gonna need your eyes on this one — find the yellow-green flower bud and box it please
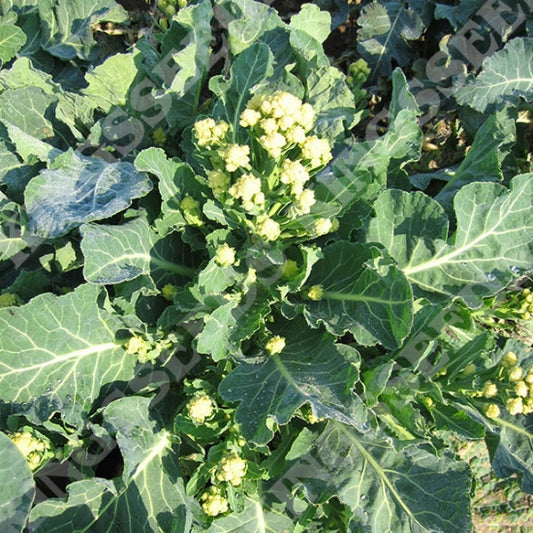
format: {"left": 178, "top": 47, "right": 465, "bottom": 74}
{"left": 180, "top": 195, "right": 202, "bottom": 226}
{"left": 9, "top": 430, "right": 51, "bottom": 471}
{"left": 463, "top": 363, "right": 476, "bottom": 375}
{"left": 259, "top": 132, "right": 286, "bottom": 158}
{"left": 201, "top": 487, "right": 228, "bottom": 516}
{"left": 0, "top": 292, "right": 21, "bottom": 308}
{"left": 281, "top": 259, "right": 299, "bottom": 280}
{"left": 501, "top": 351, "right": 518, "bottom": 368}
{"left": 300, "top": 135, "right": 332, "bottom": 168}
{"left": 506, "top": 397, "right": 523, "bottom": 415}
{"left": 239, "top": 108, "right": 261, "bottom": 128}
{"left": 256, "top": 218, "right": 281, "bottom": 241}
{"left": 523, "top": 397, "right": 533, "bottom": 415}
{"left": 216, "top": 451, "right": 247, "bottom": 486}
{"left": 514, "top": 381, "right": 529, "bottom": 398}
{"left": 152, "top": 126, "right": 167, "bottom": 146}
{"left": 186, "top": 394, "right": 215, "bottom": 424}
{"left": 307, "top": 284, "right": 324, "bottom": 301}
{"left": 313, "top": 218, "right": 334, "bottom": 237}
{"left": 207, "top": 170, "right": 230, "bottom": 196}
{"left": 161, "top": 283, "right": 178, "bottom": 301}
{"left": 223, "top": 144, "right": 250, "bottom": 172}
{"left": 508, "top": 366, "right": 524, "bottom": 382}
{"left": 265, "top": 335, "right": 286, "bottom": 355}
{"left": 126, "top": 336, "right": 149, "bottom": 356}
{"left": 215, "top": 243, "right": 236, "bottom": 268}
{"left": 482, "top": 382, "right": 498, "bottom": 398}
{"left": 485, "top": 403, "right": 500, "bottom": 419}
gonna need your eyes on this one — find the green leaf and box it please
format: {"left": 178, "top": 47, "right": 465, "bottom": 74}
{"left": 432, "top": 402, "right": 485, "bottom": 440}
{"left": 455, "top": 37, "right": 533, "bottom": 112}
{"left": 302, "top": 60, "right": 356, "bottom": 143}
{"left": 83, "top": 50, "right": 141, "bottom": 114}
{"left": 317, "top": 71, "right": 421, "bottom": 213}
{"left": 356, "top": 0, "right": 432, "bottom": 76}
{"left": 196, "top": 290, "right": 267, "bottom": 361}
{"left": 0, "top": 86, "right": 56, "bottom": 139}
{"left": 0, "top": 192, "right": 28, "bottom": 261}
{"left": 160, "top": 0, "right": 213, "bottom": 128}
{"left": 0, "top": 432, "right": 35, "bottom": 532}
{"left": 219, "top": 317, "right": 363, "bottom": 444}
{"left": 30, "top": 396, "right": 196, "bottom": 531}
{"left": 80, "top": 217, "right": 193, "bottom": 284}
{"left": 38, "top": 0, "right": 129, "bottom": 61}
{"left": 0, "top": 12, "right": 26, "bottom": 63}
{"left": 279, "top": 421, "right": 472, "bottom": 532}
{"left": 288, "top": 5, "right": 331, "bottom": 68}
{"left": 435, "top": 109, "right": 514, "bottom": 211}
{"left": 0, "top": 284, "right": 136, "bottom": 426}
{"left": 134, "top": 148, "right": 194, "bottom": 231}
{"left": 25, "top": 149, "right": 152, "bottom": 238}
{"left": 434, "top": 0, "right": 486, "bottom": 30}
{"left": 210, "top": 42, "right": 274, "bottom": 141}
{"left": 204, "top": 496, "right": 295, "bottom": 532}
{"left": 366, "top": 175, "right": 533, "bottom": 306}
{"left": 289, "top": 3, "right": 330, "bottom": 44}
{"left": 487, "top": 412, "right": 533, "bottom": 493}
{"left": 304, "top": 241, "right": 413, "bottom": 350}
{"left": 5, "top": 122, "right": 62, "bottom": 163}
{"left": 215, "top": 0, "right": 285, "bottom": 56}
{"left": 0, "top": 139, "right": 36, "bottom": 199}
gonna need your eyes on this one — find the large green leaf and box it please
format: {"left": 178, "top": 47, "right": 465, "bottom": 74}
{"left": 302, "top": 59, "right": 356, "bottom": 143}
{"left": 455, "top": 37, "right": 533, "bottom": 112}
{"left": 210, "top": 42, "right": 274, "bottom": 141}
{"left": 0, "top": 86, "right": 56, "bottom": 140}
{"left": 0, "top": 56, "right": 53, "bottom": 93}
{"left": 304, "top": 241, "right": 413, "bottom": 350}
{"left": 80, "top": 216, "right": 193, "bottom": 284}
{"left": 0, "top": 139, "right": 36, "bottom": 200}
{"left": 219, "top": 317, "right": 363, "bottom": 444}
{"left": 215, "top": 0, "right": 285, "bottom": 56}
{"left": 196, "top": 288, "right": 267, "bottom": 361}
{"left": 30, "top": 396, "right": 196, "bottom": 531}
{"left": 0, "top": 432, "right": 35, "bottom": 532}
{"left": 276, "top": 422, "right": 472, "bottom": 533}
{"left": 486, "top": 410, "right": 533, "bottom": 493}
{"left": 434, "top": 109, "right": 515, "bottom": 211}
{"left": 5, "top": 123, "right": 61, "bottom": 164}
{"left": 0, "top": 192, "right": 28, "bottom": 261}
{"left": 317, "top": 69, "right": 421, "bottom": 214}
{"left": 25, "top": 149, "right": 152, "bottom": 238}
{"left": 83, "top": 50, "right": 141, "bottom": 114}
{"left": 204, "top": 496, "right": 295, "bottom": 533}
{"left": 0, "top": 284, "right": 136, "bottom": 426}
{"left": 135, "top": 147, "right": 195, "bottom": 232}
{"left": 38, "top": 0, "right": 129, "bottom": 61}
{"left": 159, "top": 0, "right": 213, "bottom": 128}
{"left": 356, "top": 0, "right": 432, "bottom": 76}
{"left": 366, "top": 174, "right": 533, "bottom": 306}
{"left": 0, "top": 12, "right": 26, "bottom": 63}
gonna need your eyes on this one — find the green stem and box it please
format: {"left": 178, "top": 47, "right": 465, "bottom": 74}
{"left": 151, "top": 257, "right": 195, "bottom": 278}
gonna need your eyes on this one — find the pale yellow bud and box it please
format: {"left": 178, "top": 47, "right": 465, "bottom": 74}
{"left": 485, "top": 403, "right": 500, "bottom": 419}
{"left": 482, "top": 382, "right": 498, "bottom": 398}
{"left": 514, "top": 381, "right": 529, "bottom": 398}
{"left": 508, "top": 366, "right": 524, "bottom": 382}
{"left": 501, "top": 351, "right": 518, "bottom": 368}
{"left": 266, "top": 335, "right": 286, "bottom": 355}
{"left": 215, "top": 243, "right": 236, "bottom": 267}
{"left": 506, "top": 397, "right": 523, "bottom": 415}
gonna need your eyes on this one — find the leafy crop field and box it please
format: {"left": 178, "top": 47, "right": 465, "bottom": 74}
{"left": 1, "top": 0, "right": 532, "bottom": 531}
